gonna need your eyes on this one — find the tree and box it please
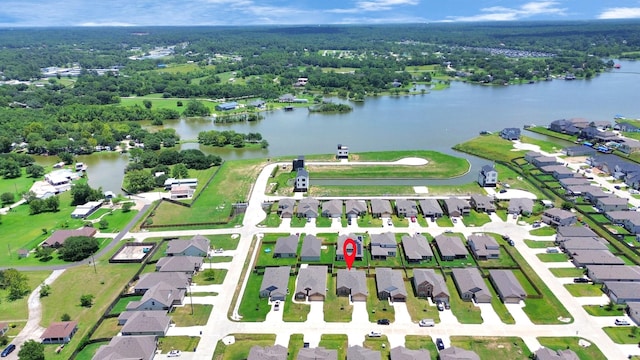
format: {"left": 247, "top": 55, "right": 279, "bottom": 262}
{"left": 143, "top": 99, "right": 152, "bottom": 109}
{"left": 35, "top": 247, "right": 54, "bottom": 262}
{"left": 58, "top": 236, "right": 99, "bottom": 262}
{"left": 26, "top": 164, "right": 45, "bottom": 178}
{"left": 44, "top": 196, "right": 59, "bottom": 212}
{"left": 203, "top": 269, "right": 216, "bottom": 281}
{"left": 561, "top": 201, "right": 573, "bottom": 211}
{"left": 39, "top": 284, "right": 51, "bottom": 298}
{"left": 58, "top": 152, "right": 74, "bottom": 165}
{"left": 98, "top": 218, "right": 109, "bottom": 230}
{"left": 29, "top": 199, "right": 45, "bottom": 215}
{"left": 122, "top": 202, "right": 133, "bottom": 213}
{"left": 0, "top": 192, "right": 14, "bottom": 205}
{"left": 172, "top": 163, "right": 189, "bottom": 178}
{"left": 61, "top": 313, "right": 71, "bottom": 321}
{"left": 0, "top": 268, "right": 30, "bottom": 300}
{"left": 124, "top": 170, "right": 155, "bottom": 193}
{"left": 183, "top": 100, "right": 210, "bottom": 117}
{"left": 70, "top": 183, "right": 102, "bottom": 206}
{"left": 80, "top": 294, "right": 94, "bottom": 307}
{"left": 18, "top": 340, "right": 44, "bottom": 360}
{"left": 2, "top": 160, "right": 21, "bottom": 179}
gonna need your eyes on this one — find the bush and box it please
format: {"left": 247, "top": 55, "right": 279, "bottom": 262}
{"left": 80, "top": 294, "right": 94, "bottom": 307}
{"left": 61, "top": 313, "right": 71, "bottom": 321}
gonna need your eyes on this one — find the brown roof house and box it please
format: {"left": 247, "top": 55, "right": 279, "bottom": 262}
{"left": 488, "top": 270, "right": 526, "bottom": 303}
{"left": 156, "top": 256, "right": 203, "bottom": 274}
{"left": 418, "top": 199, "right": 443, "bottom": 218}
{"left": 434, "top": 234, "right": 469, "bottom": 261}
{"left": 413, "top": 269, "right": 449, "bottom": 304}
{"left": 300, "top": 234, "right": 321, "bottom": 262}
{"left": 345, "top": 199, "right": 367, "bottom": 219}
{"left": 401, "top": 234, "right": 433, "bottom": 263}
{"left": 370, "top": 232, "right": 397, "bottom": 260}
{"left": 298, "top": 347, "right": 338, "bottom": 360}
{"left": 467, "top": 234, "right": 500, "bottom": 260}
{"left": 390, "top": 346, "right": 430, "bottom": 360}
{"left": 121, "top": 311, "right": 171, "bottom": 336}
{"left": 295, "top": 265, "right": 328, "bottom": 301}
{"left": 442, "top": 198, "right": 470, "bottom": 217}
{"left": 259, "top": 266, "right": 291, "bottom": 301}
{"left": 370, "top": 199, "right": 393, "bottom": 218}
{"left": 470, "top": 194, "right": 496, "bottom": 213}
{"left": 278, "top": 198, "right": 296, "bottom": 218}
{"left": 376, "top": 268, "right": 406, "bottom": 302}
{"left": 40, "top": 321, "right": 78, "bottom": 344}
{"left": 41, "top": 227, "right": 97, "bottom": 248}
{"left": 273, "top": 235, "right": 299, "bottom": 258}
{"left": 166, "top": 235, "right": 210, "bottom": 257}
{"left": 248, "top": 345, "right": 288, "bottom": 360}
{"left": 322, "top": 199, "right": 343, "bottom": 218}
{"left": 395, "top": 199, "right": 418, "bottom": 217}
{"left": 452, "top": 268, "right": 492, "bottom": 303}
{"left": 337, "top": 234, "right": 363, "bottom": 261}
{"left": 93, "top": 335, "right": 157, "bottom": 360}
{"left": 534, "top": 347, "right": 579, "bottom": 360}
{"left": 126, "top": 282, "right": 185, "bottom": 311}
{"left": 336, "top": 269, "right": 368, "bottom": 302}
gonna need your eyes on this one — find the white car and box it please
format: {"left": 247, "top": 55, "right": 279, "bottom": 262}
{"left": 419, "top": 319, "right": 435, "bottom": 327}
{"left": 615, "top": 319, "right": 630, "bottom": 326}
{"left": 168, "top": 350, "right": 181, "bottom": 357}
{"left": 368, "top": 331, "right": 382, "bottom": 338}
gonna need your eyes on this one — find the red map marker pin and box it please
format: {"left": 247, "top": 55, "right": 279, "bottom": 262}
{"left": 343, "top": 238, "right": 357, "bottom": 270}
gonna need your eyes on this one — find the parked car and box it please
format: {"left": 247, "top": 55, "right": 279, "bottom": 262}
{"left": 168, "top": 350, "right": 181, "bottom": 357}
{"left": 445, "top": 230, "right": 453, "bottom": 233}
{"left": 214, "top": 248, "right": 224, "bottom": 254}
{"left": 377, "top": 319, "right": 390, "bottom": 325}
{"left": 546, "top": 247, "right": 559, "bottom": 253}
{"left": 436, "top": 301, "right": 445, "bottom": 311}
{"left": 419, "top": 319, "right": 435, "bottom": 327}
{"left": 614, "top": 185, "right": 622, "bottom": 190}
{"left": 411, "top": 216, "right": 416, "bottom": 223}
{"left": 507, "top": 239, "right": 515, "bottom": 246}
{"left": 499, "top": 189, "right": 507, "bottom": 194}
{"left": 444, "top": 302, "right": 450, "bottom": 310}
{"left": 347, "top": 218, "right": 352, "bottom": 225}
{"left": 1, "top": 344, "right": 16, "bottom": 358}
{"left": 573, "top": 277, "right": 589, "bottom": 283}
{"left": 274, "top": 300, "right": 280, "bottom": 311}
{"left": 387, "top": 219, "right": 393, "bottom": 226}
{"left": 436, "top": 338, "right": 445, "bottom": 351}
{"left": 532, "top": 222, "right": 541, "bottom": 228}
{"left": 368, "top": 331, "right": 382, "bottom": 337}
{"left": 452, "top": 218, "right": 457, "bottom": 223}
{"left": 615, "top": 319, "right": 630, "bottom": 326}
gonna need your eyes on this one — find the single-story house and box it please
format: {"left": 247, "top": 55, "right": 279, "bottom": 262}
{"left": 93, "top": 335, "right": 157, "bottom": 360}
{"left": 134, "top": 272, "right": 189, "bottom": 294}
{"left": 413, "top": 269, "right": 449, "bottom": 304}
{"left": 345, "top": 199, "right": 367, "bottom": 218}
{"left": 451, "top": 268, "right": 492, "bottom": 303}
{"left": 442, "top": 198, "right": 471, "bottom": 217}
{"left": 248, "top": 345, "right": 288, "bottom": 360}
{"left": 126, "top": 282, "right": 185, "bottom": 311}
{"left": 534, "top": 348, "right": 580, "bottom": 360}
{"left": 418, "top": 199, "right": 443, "bottom": 218}
{"left": 117, "top": 310, "right": 168, "bottom": 325}
{"left": 434, "top": 234, "right": 469, "bottom": 261}
{"left": 508, "top": 198, "right": 534, "bottom": 215}
{"left": 401, "top": 234, "right": 433, "bottom": 262}
{"left": 478, "top": 164, "right": 498, "bottom": 187}
{"left": 273, "top": 235, "right": 299, "bottom": 258}
{"left": 296, "top": 197, "right": 319, "bottom": 218}
{"left": 470, "top": 194, "right": 496, "bottom": 213}
{"left": 163, "top": 178, "right": 197, "bottom": 190}
{"left": 467, "top": 234, "right": 500, "bottom": 260}
{"left": 295, "top": 265, "right": 328, "bottom": 301}
{"left": 298, "top": 347, "right": 338, "bottom": 360}
{"left": 300, "top": 234, "right": 321, "bottom": 262}
{"left": 40, "top": 321, "right": 78, "bottom": 344}
{"left": 583, "top": 187, "right": 611, "bottom": 203}
{"left": 70, "top": 200, "right": 104, "bottom": 219}
{"left": 541, "top": 208, "right": 577, "bottom": 227}
{"left": 337, "top": 234, "right": 363, "bottom": 260}
{"left": 559, "top": 177, "right": 591, "bottom": 189}
{"left": 370, "top": 232, "right": 397, "bottom": 260}
{"left": 166, "top": 235, "right": 210, "bottom": 257}
{"left": 376, "top": 267, "right": 407, "bottom": 302}
{"left": 587, "top": 265, "right": 640, "bottom": 283}
{"left": 121, "top": 311, "right": 171, "bottom": 336}
{"left": 41, "top": 227, "right": 97, "bottom": 248}
{"left": 395, "top": 199, "right": 418, "bottom": 217}
{"left": 560, "top": 237, "right": 608, "bottom": 252}
{"left": 488, "top": 270, "right": 526, "bottom": 303}
{"left": 618, "top": 138, "right": 640, "bottom": 154}
{"left": 156, "top": 256, "right": 203, "bottom": 274}
{"left": 259, "top": 266, "right": 291, "bottom": 301}
{"left": 439, "top": 346, "right": 480, "bottom": 360}
{"left": 595, "top": 196, "right": 628, "bottom": 212}
{"left": 532, "top": 156, "right": 558, "bottom": 168}
{"left": 170, "top": 185, "right": 194, "bottom": 200}
{"left": 627, "top": 302, "right": 640, "bottom": 326}
{"left": 564, "top": 146, "right": 596, "bottom": 157}
{"left": 321, "top": 199, "right": 343, "bottom": 218}
{"left": 390, "top": 346, "right": 430, "bottom": 360}
{"left": 524, "top": 151, "right": 544, "bottom": 163}
{"left": 277, "top": 198, "right": 296, "bottom": 218}
{"left": 603, "top": 281, "right": 640, "bottom": 304}
{"left": 215, "top": 101, "right": 238, "bottom": 111}
{"left": 570, "top": 249, "right": 625, "bottom": 267}
{"left": 348, "top": 346, "right": 381, "bottom": 360}
{"left": 336, "top": 269, "right": 368, "bottom": 301}
{"left": 370, "top": 199, "right": 393, "bottom": 218}
{"left": 556, "top": 226, "right": 597, "bottom": 242}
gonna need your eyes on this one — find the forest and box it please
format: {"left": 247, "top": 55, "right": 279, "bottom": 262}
{"left": 0, "top": 21, "right": 639, "bottom": 159}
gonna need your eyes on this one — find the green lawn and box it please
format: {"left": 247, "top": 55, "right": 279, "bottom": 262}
{"left": 318, "top": 334, "right": 348, "bottom": 360}
{"left": 287, "top": 334, "right": 305, "bottom": 360}
{"left": 108, "top": 295, "right": 142, "bottom": 315}
{"left": 521, "top": 135, "right": 565, "bottom": 154}
{"left": 451, "top": 336, "right": 532, "bottom": 359}
{"left": 0, "top": 167, "right": 38, "bottom": 200}
{"left": 283, "top": 276, "right": 310, "bottom": 322}
{"left": 0, "top": 271, "right": 51, "bottom": 321}
{"left": 403, "top": 280, "right": 440, "bottom": 323}
{"left": 366, "top": 277, "right": 395, "bottom": 322}
{"left": 436, "top": 216, "right": 454, "bottom": 227}
{"left": 529, "top": 227, "right": 557, "bottom": 236}
{"left": 363, "top": 335, "right": 391, "bottom": 359}
{"left": 603, "top": 326, "right": 640, "bottom": 344}
{"left": 537, "top": 337, "right": 606, "bottom": 360}
{"left": 192, "top": 269, "right": 228, "bottom": 285}
{"left": 405, "top": 335, "right": 438, "bottom": 359}
{"left": 563, "top": 284, "right": 604, "bottom": 297}
{"left": 74, "top": 341, "right": 108, "bottom": 360}
{"left": 324, "top": 275, "right": 353, "bottom": 322}
{"left": 237, "top": 272, "right": 271, "bottom": 322}
{"left": 208, "top": 234, "right": 240, "bottom": 250}
{"left": 91, "top": 317, "right": 120, "bottom": 339}
{"left": 171, "top": 304, "right": 213, "bottom": 326}
{"left": 476, "top": 247, "right": 518, "bottom": 268}
{"left": 549, "top": 267, "right": 585, "bottom": 278}
{"left": 444, "top": 271, "right": 482, "bottom": 324}
{"left": 453, "top": 134, "right": 526, "bottom": 162}
{"left": 89, "top": 209, "right": 139, "bottom": 233}
{"left": 583, "top": 304, "right": 626, "bottom": 316}
{"left": 212, "top": 334, "right": 276, "bottom": 360}
{"left": 210, "top": 256, "right": 233, "bottom": 263}
{"left": 536, "top": 253, "right": 569, "bottom": 262}
{"left": 524, "top": 239, "right": 556, "bottom": 248}
{"left": 461, "top": 210, "right": 491, "bottom": 227}
{"left": 258, "top": 213, "right": 282, "bottom": 227}
{"left": 158, "top": 336, "right": 201, "bottom": 353}
{"left": 316, "top": 216, "right": 333, "bottom": 227}
{"left": 256, "top": 243, "right": 299, "bottom": 267}
{"left": 485, "top": 279, "right": 515, "bottom": 324}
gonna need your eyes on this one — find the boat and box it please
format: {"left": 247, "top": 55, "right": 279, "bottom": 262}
{"left": 284, "top": 106, "right": 294, "bottom": 111}
{"left": 614, "top": 64, "right": 621, "bottom": 69}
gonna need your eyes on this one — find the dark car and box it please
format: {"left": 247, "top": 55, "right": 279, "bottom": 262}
{"left": 573, "top": 277, "right": 589, "bottom": 283}
{"left": 377, "top": 319, "right": 390, "bottom": 325}
{"left": 436, "top": 338, "right": 445, "bottom": 351}
{"left": 1, "top": 344, "right": 16, "bottom": 358}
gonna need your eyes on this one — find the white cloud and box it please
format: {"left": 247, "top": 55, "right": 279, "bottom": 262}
{"left": 598, "top": 7, "right": 640, "bottom": 19}
{"left": 446, "top": 1, "right": 566, "bottom": 22}
{"left": 328, "top": 0, "right": 418, "bottom": 14}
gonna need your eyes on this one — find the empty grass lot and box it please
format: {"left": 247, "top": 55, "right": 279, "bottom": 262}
{"left": 324, "top": 275, "right": 353, "bottom": 322}
{"left": 212, "top": 334, "right": 276, "bottom": 360}
{"left": 208, "top": 234, "right": 240, "bottom": 250}
{"left": 536, "top": 253, "right": 569, "bottom": 262}
{"left": 172, "top": 304, "right": 213, "bottom": 326}
{"left": 583, "top": 304, "right": 625, "bottom": 316}
{"left": 537, "top": 337, "right": 606, "bottom": 360}
{"left": 453, "top": 134, "right": 527, "bottom": 162}
{"left": 158, "top": 336, "right": 201, "bottom": 353}
{"left": 450, "top": 336, "right": 532, "bottom": 359}
{"left": 0, "top": 271, "right": 51, "bottom": 321}
{"left": 405, "top": 335, "right": 438, "bottom": 359}
{"left": 319, "top": 334, "right": 348, "bottom": 360}
{"left": 563, "top": 284, "right": 604, "bottom": 297}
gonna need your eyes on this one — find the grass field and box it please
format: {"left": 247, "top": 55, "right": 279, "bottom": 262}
{"left": 563, "top": 284, "right": 604, "bottom": 297}
{"left": 520, "top": 135, "right": 565, "bottom": 154}
{"left": 74, "top": 341, "right": 108, "bottom": 360}
{"left": 324, "top": 275, "right": 353, "bottom": 322}
{"left": 208, "top": 234, "right": 240, "bottom": 250}
{"left": 319, "top": 334, "right": 349, "bottom": 360}
{"left": 583, "top": 304, "right": 625, "bottom": 316}
{"left": 524, "top": 239, "right": 556, "bottom": 248}
{"left": 366, "top": 277, "right": 395, "bottom": 322}
{"left": 603, "top": 326, "right": 640, "bottom": 344}
{"left": 212, "top": 334, "right": 276, "bottom": 360}
{"left": 536, "top": 253, "right": 569, "bottom": 262}
{"left": 158, "top": 336, "right": 201, "bottom": 353}
{"left": 108, "top": 295, "right": 142, "bottom": 315}
{"left": 450, "top": 336, "right": 532, "bottom": 359}
{"left": 405, "top": 335, "right": 438, "bottom": 359}
{"left": 192, "top": 269, "right": 228, "bottom": 285}
{"left": 453, "top": 134, "right": 527, "bottom": 162}
{"left": 237, "top": 272, "right": 271, "bottom": 322}
{"left": 0, "top": 167, "right": 38, "bottom": 200}
{"left": 89, "top": 208, "right": 139, "bottom": 233}
{"left": 171, "top": 304, "right": 213, "bottom": 326}
{"left": 537, "top": 337, "right": 606, "bottom": 360}
{"left": 549, "top": 267, "right": 585, "bottom": 278}
{"left": 0, "top": 271, "right": 51, "bottom": 321}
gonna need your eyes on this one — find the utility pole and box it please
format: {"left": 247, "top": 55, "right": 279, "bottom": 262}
{"left": 91, "top": 254, "right": 97, "bottom": 274}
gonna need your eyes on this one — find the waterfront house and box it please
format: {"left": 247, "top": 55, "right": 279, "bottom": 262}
{"left": 478, "top": 164, "right": 498, "bottom": 187}
{"left": 550, "top": 119, "right": 581, "bottom": 135}
{"left": 294, "top": 168, "right": 309, "bottom": 192}
{"left": 292, "top": 155, "right": 305, "bottom": 171}
{"left": 215, "top": 101, "right": 238, "bottom": 111}
{"left": 500, "top": 128, "right": 521, "bottom": 140}
{"left": 336, "top": 144, "right": 349, "bottom": 159}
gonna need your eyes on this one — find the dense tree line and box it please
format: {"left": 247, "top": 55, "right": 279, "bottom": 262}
{"left": 198, "top": 130, "right": 266, "bottom": 148}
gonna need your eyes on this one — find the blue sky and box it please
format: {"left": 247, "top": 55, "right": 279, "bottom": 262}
{"left": 1, "top": 1, "right": 640, "bottom": 27}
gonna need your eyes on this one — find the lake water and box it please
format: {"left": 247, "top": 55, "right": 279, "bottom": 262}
{"left": 77, "top": 60, "right": 640, "bottom": 192}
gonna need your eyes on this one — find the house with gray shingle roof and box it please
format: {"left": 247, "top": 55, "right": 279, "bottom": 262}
{"left": 418, "top": 199, "right": 443, "bottom": 218}
{"left": 295, "top": 169, "right": 309, "bottom": 192}
{"left": 443, "top": 198, "right": 470, "bottom": 217}
{"left": 166, "top": 235, "right": 210, "bottom": 257}
{"left": 300, "top": 234, "right": 321, "bottom": 262}
{"left": 413, "top": 269, "right": 449, "bottom": 304}
{"left": 395, "top": 199, "right": 418, "bottom": 217}
{"left": 534, "top": 348, "right": 579, "bottom": 360}
{"left": 434, "top": 234, "right": 469, "bottom": 261}
{"left": 595, "top": 196, "right": 628, "bottom": 213}
{"left": 587, "top": 265, "right": 640, "bottom": 283}
{"left": 583, "top": 187, "right": 611, "bottom": 203}
{"left": 560, "top": 237, "right": 608, "bottom": 252}
{"left": 489, "top": 270, "right": 526, "bottom": 303}
{"left": 508, "top": 198, "right": 534, "bottom": 215}
{"left": 467, "top": 234, "right": 500, "bottom": 260}
{"left": 559, "top": 177, "right": 591, "bottom": 188}
{"left": 604, "top": 281, "right": 640, "bottom": 304}
{"left": 117, "top": 310, "right": 167, "bottom": 325}
{"left": 540, "top": 165, "right": 575, "bottom": 179}
{"left": 337, "top": 269, "right": 368, "bottom": 301}
{"left": 348, "top": 345, "right": 381, "bottom": 360}
{"left": 439, "top": 347, "right": 480, "bottom": 360}
{"left": 337, "top": 234, "right": 363, "bottom": 260}
{"left": 627, "top": 302, "right": 640, "bottom": 325}
{"left": 606, "top": 210, "right": 640, "bottom": 234}
{"left": 401, "top": 234, "right": 433, "bottom": 262}
{"left": 277, "top": 198, "right": 296, "bottom": 218}
{"left": 478, "top": 164, "right": 498, "bottom": 187}
{"left": 121, "top": 311, "right": 171, "bottom": 336}
{"left": 470, "top": 194, "right": 496, "bottom": 213}
{"left": 298, "top": 347, "right": 338, "bottom": 360}
{"left": 260, "top": 266, "right": 291, "bottom": 301}
{"left": 390, "top": 346, "right": 430, "bottom": 360}
{"left": 248, "top": 345, "right": 288, "bottom": 360}
{"left": 556, "top": 226, "right": 597, "bottom": 242}
{"left": 134, "top": 272, "right": 189, "bottom": 294}
{"left": 500, "top": 128, "right": 520, "bottom": 140}
{"left": 345, "top": 200, "right": 367, "bottom": 218}
{"left": 156, "top": 256, "right": 203, "bottom": 274}
{"left": 322, "top": 199, "right": 343, "bottom": 218}
{"left": 570, "top": 249, "right": 625, "bottom": 267}
{"left": 375, "top": 268, "right": 406, "bottom": 302}
{"left": 370, "top": 199, "right": 392, "bottom": 218}
{"left": 274, "top": 235, "right": 299, "bottom": 258}
{"left": 370, "top": 232, "right": 397, "bottom": 260}
{"left": 451, "top": 268, "right": 491, "bottom": 303}
{"left": 296, "top": 197, "right": 319, "bottom": 218}
{"left": 295, "top": 265, "right": 328, "bottom": 301}
{"left": 532, "top": 156, "right": 558, "bottom": 168}
{"left": 93, "top": 335, "right": 157, "bottom": 360}
{"left": 126, "top": 282, "right": 185, "bottom": 311}
{"left": 542, "top": 208, "right": 577, "bottom": 227}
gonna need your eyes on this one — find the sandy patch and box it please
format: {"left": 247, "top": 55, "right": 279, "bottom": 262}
{"left": 222, "top": 336, "right": 236, "bottom": 345}
{"left": 413, "top": 186, "right": 429, "bottom": 194}
{"left": 511, "top": 141, "right": 541, "bottom": 152}
{"left": 394, "top": 157, "right": 428, "bottom": 165}
{"left": 493, "top": 189, "right": 537, "bottom": 200}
